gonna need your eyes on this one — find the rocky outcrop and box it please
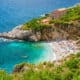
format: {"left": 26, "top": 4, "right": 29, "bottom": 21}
{"left": 0, "top": 25, "right": 40, "bottom": 41}
{"left": 54, "top": 21, "right": 80, "bottom": 40}
{"left": 0, "top": 20, "right": 80, "bottom": 42}
{"left": 0, "top": 26, "right": 68, "bottom": 41}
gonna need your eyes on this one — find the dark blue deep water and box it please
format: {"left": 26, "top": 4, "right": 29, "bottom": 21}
{"left": 0, "top": 0, "right": 80, "bottom": 73}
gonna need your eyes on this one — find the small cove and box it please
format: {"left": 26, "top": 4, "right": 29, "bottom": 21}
{"left": 0, "top": 40, "right": 55, "bottom": 73}
{"left": 0, "top": 0, "right": 80, "bottom": 73}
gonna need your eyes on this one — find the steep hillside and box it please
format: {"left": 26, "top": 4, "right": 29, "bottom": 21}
{"left": 21, "top": 5, "right": 80, "bottom": 42}
{"left": 0, "top": 4, "right": 80, "bottom": 80}
{"left": 0, "top": 5, "right": 80, "bottom": 43}
{"left": 0, "top": 52, "right": 80, "bottom": 80}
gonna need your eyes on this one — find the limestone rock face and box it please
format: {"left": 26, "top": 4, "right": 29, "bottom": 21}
{"left": 0, "top": 25, "right": 33, "bottom": 41}
{"left": 29, "top": 35, "right": 38, "bottom": 41}
{"left": 0, "top": 25, "right": 69, "bottom": 41}
{"left": 0, "top": 21, "right": 80, "bottom": 42}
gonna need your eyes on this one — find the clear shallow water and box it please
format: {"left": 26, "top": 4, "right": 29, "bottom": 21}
{"left": 0, "top": 41, "right": 54, "bottom": 73}
{"left": 0, "top": 0, "right": 80, "bottom": 73}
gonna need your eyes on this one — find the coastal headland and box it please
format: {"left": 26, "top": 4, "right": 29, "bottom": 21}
{"left": 0, "top": 4, "right": 80, "bottom": 61}
{"left": 0, "top": 4, "right": 80, "bottom": 80}
{"left": 0, "top": 5, "right": 80, "bottom": 42}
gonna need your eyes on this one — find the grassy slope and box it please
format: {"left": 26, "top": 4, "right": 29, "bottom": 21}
{"left": 0, "top": 5, "right": 80, "bottom": 80}
{"left": 0, "top": 52, "right": 80, "bottom": 80}
{"left": 21, "top": 5, "right": 80, "bottom": 30}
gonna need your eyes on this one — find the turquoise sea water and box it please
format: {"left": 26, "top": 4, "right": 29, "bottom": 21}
{"left": 0, "top": 0, "right": 80, "bottom": 73}
{"left": 0, "top": 41, "right": 53, "bottom": 73}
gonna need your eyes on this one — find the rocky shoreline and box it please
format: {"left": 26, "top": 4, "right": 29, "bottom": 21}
{"left": 48, "top": 40, "right": 79, "bottom": 61}
{"left": 0, "top": 25, "right": 40, "bottom": 41}
{"left": 1, "top": 25, "right": 72, "bottom": 43}
{"left": 0, "top": 25, "right": 79, "bottom": 59}
{"left": 0, "top": 24, "right": 67, "bottom": 42}
{"left": 0, "top": 4, "right": 80, "bottom": 61}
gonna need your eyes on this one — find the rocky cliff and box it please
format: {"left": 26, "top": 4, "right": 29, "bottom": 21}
{"left": 0, "top": 5, "right": 80, "bottom": 43}
{"left": 0, "top": 20, "right": 80, "bottom": 42}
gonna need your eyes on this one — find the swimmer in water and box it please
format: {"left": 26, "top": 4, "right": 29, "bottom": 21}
{"left": 21, "top": 56, "right": 28, "bottom": 58}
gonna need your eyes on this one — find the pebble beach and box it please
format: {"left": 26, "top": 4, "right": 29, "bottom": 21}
{"left": 48, "top": 40, "right": 79, "bottom": 61}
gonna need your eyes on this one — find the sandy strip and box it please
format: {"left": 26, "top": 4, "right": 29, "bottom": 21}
{"left": 48, "top": 40, "right": 79, "bottom": 61}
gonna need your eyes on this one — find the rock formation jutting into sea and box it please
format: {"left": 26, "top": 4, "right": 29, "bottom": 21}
{"left": 0, "top": 4, "right": 80, "bottom": 60}
{"left": 0, "top": 5, "right": 80, "bottom": 43}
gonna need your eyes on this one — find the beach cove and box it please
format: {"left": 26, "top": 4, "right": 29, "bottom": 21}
{"left": 0, "top": 38, "right": 79, "bottom": 73}
{"left": 0, "top": 0, "right": 80, "bottom": 73}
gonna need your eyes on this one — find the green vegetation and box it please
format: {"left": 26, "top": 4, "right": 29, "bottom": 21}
{"left": 50, "top": 5, "right": 80, "bottom": 24}
{"left": 49, "top": 19, "right": 69, "bottom": 25}
{"left": 0, "top": 70, "right": 13, "bottom": 80}
{"left": 21, "top": 16, "right": 49, "bottom": 31}
{"left": 0, "top": 5, "right": 80, "bottom": 80}
{"left": 61, "top": 5, "right": 80, "bottom": 21}
{"left": 21, "top": 5, "right": 80, "bottom": 32}
{"left": 25, "top": 18, "right": 42, "bottom": 31}
{"left": 0, "top": 52, "right": 80, "bottom": 80}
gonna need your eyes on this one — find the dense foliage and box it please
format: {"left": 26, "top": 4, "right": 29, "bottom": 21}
{"left": 0, "top": 52, "right": 80, "bottom": 80}
{"left": 49, "top": 5, "right": 80, "bottom": 24}
{"left": 0, "top": 5, "right": 80, "bottom": 80}
{"left": 61, "top": 5, "right": 80, "bottom": 21}
{"left": 21, "top": 16, "right": 49, "bottom": 31}
{"left": 22, "top": 5, "right": 80, "bottom": 31}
